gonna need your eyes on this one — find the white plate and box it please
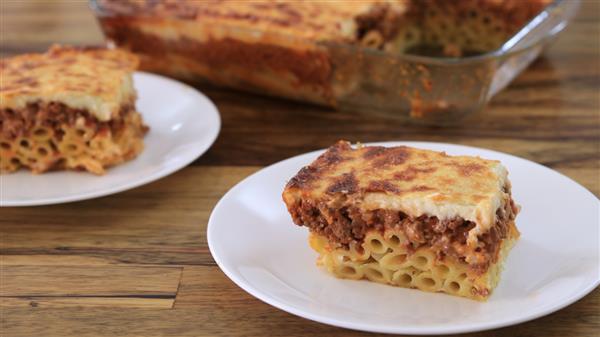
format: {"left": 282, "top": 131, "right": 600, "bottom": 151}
{"left": 208, "top": 142, "right": 599, "bottom": 335}
{"left": 1, "top": 72, "right": 220, "bottom": 207}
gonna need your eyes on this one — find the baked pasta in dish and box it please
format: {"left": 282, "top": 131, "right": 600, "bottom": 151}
{"left": 0, "top": 45, "right": 148, "bottom": 174}
{"left": 282, "top": 141, "right": 519, "bottom": 300}
{"left": 94, "top": 0, "right": 550, "bottom": 105}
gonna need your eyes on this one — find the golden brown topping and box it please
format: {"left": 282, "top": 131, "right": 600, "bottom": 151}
{"left": 285, "top": 140, "right": 504, "bottom": 200}
{"left": 394, "top": 166, "right": 437, "bottom": 181}
{"left": 1, "top": 45, "right": 139, "bottom": 121}
{"left": 366, "top": 180, "right": 400, "bottom": 193}
{"left": 370, "top": 146, "right": 411, "bottom": 168}
{"left": 326, "top": 172, "right": 359, "bottom": 194}
{"left": 450, "top": 162, "right": 486, "bottom": 177}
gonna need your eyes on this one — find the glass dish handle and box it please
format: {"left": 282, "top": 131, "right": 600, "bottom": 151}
{"left": 488, "top": 0, "right": 581, "bottom": 99}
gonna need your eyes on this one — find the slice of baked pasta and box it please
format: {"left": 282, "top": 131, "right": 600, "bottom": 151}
{"left": 0, "top": 45, "right": 148, "bottom": 174}
{"left": 282, "top": 141, "right": 519, "bottom": 301}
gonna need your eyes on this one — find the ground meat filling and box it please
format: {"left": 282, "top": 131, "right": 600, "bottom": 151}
{"left": 1, "top": 101, "right": 136, "bottom": 141}
{"left": 289, "top": 197, "right": 516, "bottom": 271}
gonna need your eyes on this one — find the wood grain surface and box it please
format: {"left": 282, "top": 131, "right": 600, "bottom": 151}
{"left": 1, "top": 1, "right": 598, "bottom": 336}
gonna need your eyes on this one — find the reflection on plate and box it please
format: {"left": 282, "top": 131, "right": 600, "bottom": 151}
{"left": 208, "top": 142, "right": 599, "bottom": 335}
{"left": 1, "top": 72, "right": 220, "bottom": 207}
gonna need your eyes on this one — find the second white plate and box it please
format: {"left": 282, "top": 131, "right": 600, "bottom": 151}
{"left": 208, "top": 141, "right": 599, "bottom": 335}
{"left": 1, "top": 72, "right": 221, "bottom": 207}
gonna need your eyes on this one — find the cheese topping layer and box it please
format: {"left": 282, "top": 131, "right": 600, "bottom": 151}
{"left": 0, "top": 45, "right": 139, "bottom": 121}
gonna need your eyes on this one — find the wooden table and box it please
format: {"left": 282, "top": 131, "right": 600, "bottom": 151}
{"left": 1, "top": 1, "right": 598, "bottom": 336}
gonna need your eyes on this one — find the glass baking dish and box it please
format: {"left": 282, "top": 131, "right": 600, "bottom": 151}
{"left": 90, "top": 0, "right": 579, "bottom": 125}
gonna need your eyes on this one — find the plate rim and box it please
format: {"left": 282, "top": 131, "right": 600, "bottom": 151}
{"left": 0, "top": 71, "right": 221, "bottom": 207}
{"left": 207, "top": 141, "right": 600, "bottom": 335}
